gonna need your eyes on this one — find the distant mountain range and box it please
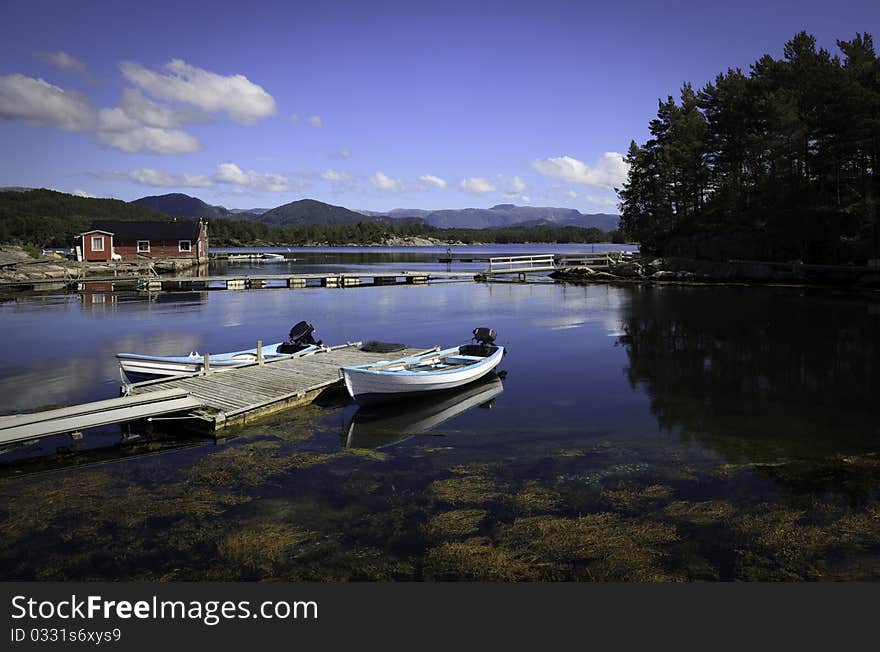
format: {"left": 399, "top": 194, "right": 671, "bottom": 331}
{"left": 131, "top": 193, "right": 259, "bottom": 221}
{"left": 360, "top": 203, "right": 619, "bottom": 231}
{"left": 258, "top": 199, "right": 383, "bottom": 226}
{"left": 131, "top": 194, "right": 620, "bottom": 231}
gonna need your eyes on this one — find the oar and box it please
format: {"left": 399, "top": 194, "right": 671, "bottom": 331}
{"left": 363, "top": 346, "right": 444, "bottom": 371}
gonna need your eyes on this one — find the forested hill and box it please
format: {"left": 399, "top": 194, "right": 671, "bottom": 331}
{"left": 0, "top": 190, "right": 622, "bottom": 247}
{"left": 0, "top": 189, "right": 172, "bottom": 246}
{"left": 131, "top": 193, "right": 236, "bottom": 220}
{"left": 257, "top": 199, "right": 388, "bottom": 226}
{"left": 618, "top": 31, "right": 880, "bottom": 264}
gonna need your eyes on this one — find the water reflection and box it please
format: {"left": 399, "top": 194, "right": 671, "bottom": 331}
{"left": 0, "top": 424, "right": 209, "bottom": 478}
{"left": 617, "top": 286, "right": 880, "bottom": 462}
{"left": 345, "top": 375, "right": 505, "bottom": 449}
{"left": 3, "top": 268, "right": 880, "bottom": 580}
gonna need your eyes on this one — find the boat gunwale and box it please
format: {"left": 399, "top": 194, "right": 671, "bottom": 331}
{"left": 116, "top": 342, "right": 319, "bottom": 364}
{"left": 341, "top": 345, "right": 503, "bottom": 378}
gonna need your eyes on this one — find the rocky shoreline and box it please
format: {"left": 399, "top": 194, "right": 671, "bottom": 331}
{"left": 0, "top": 246, "right": 200, "bottom": 287}
{"left": 550, "top": 256, "right": 880, "bottom": 288}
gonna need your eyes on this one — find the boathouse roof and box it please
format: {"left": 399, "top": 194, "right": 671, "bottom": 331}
{"left": 88, "top": 220, "right": 203, "bottom": 240}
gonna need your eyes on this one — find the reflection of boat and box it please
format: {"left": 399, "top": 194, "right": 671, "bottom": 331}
{"left": 226, "top": 253, "right": 287, "bottom": 262}
{"left": 117, "top": 321, "right": 323, "bottom": 382}
{"left": 341, "top": 328, "right": 504, "bottom": 403}
{"left": 345, "top": 375, "right": 504, "bottom": 448}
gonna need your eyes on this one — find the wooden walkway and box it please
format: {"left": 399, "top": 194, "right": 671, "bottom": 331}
{"left": 0, "top": 270, "right": 475, "bottom": 291}
{"left": 0, "top": 389, "right": 203, "bottom": 446}
{"left": 128, "top": 344, "right": 429, "bottom": 431}
{"left": 0, "top": 253, "right": 640, "bottom": 292}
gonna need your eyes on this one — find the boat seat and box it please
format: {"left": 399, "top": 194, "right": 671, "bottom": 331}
{"left": 445, "top": 355, "right": 484, "bottom": 364}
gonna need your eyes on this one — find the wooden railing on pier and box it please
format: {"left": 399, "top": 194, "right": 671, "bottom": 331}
{"left": 484, "top": 254, "right": 557, "bottom": 276}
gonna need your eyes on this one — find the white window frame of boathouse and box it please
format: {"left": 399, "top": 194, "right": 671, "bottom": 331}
{"left": 91, "top": 235, "right": 105, "bottom": 252}
{"left": 179, "top": 239, "right": 192, "bottom": 253}
{"left": 137, "top": 240, "right": 150, "bottom": 253}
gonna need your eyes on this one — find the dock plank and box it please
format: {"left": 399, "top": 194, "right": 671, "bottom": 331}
{"left": 129, "top": 344, "right": 427, "bottom": 431}
{"left": 0, "top": 396, "right": 204, "bottom": 445}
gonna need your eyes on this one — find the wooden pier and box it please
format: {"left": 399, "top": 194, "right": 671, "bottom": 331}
{"left": 1, "top": 344, "right": 432, "bottom": 445}
{"left": 0, "top": 389, "right": 204, "bottom": 446}
{"left": 0, "top": 252, "right": 638, "bottom": 293}
{"left": 0, "top": 270, "right": 476, "bottom": 292}
{"left": 127, "top": 343, "right": 429, "bottom": 432}
{"left": 139, "top": 270, "right": 475, "bottom": 291}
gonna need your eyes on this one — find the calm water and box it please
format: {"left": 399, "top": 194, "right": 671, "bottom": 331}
{"left": 1, "top": 246, "right": 878, "bottom": 580}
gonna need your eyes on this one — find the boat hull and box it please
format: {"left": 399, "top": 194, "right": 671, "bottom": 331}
{"left": 117, "top": 342, "right": 317, "bottom": 382}
{"left": 341, "top": 346, "right": 504, "bottom": 404}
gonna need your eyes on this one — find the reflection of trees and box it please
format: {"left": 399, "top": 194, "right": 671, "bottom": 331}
{"left": 618, "top": 286, "right": 880, "bottom": 462}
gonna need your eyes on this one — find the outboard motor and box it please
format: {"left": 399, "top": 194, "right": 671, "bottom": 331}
{"left": 462, "top": 327, "right": 498, "bottom": 356}
{"left": 278, "top": 320, "right": 322, "bottom": 353}
{"left": 472, "top": 327, "right": 496, "bottom": 346}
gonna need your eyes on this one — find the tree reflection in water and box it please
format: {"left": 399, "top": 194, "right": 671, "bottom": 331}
{"left": 618, "top": 285, "right": 879, "bottom": 465}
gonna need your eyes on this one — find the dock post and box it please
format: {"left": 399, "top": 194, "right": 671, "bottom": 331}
{"left": 203, "top": 353, "right": 210, "bottom": 375}
{"left": 257, "top": 340, "right": 263, "bottom": 366}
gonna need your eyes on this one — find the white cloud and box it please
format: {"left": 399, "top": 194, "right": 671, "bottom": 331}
{"left": 584, "top": 194, "right": 618, "bottom": 207}
{"left": 72, "top": 188, "right": 96, "bottom": 198}
{"left": 42, "top": 51, "right": 92, "bottom": 81}
{"left": 97, "top": 118, "right": 201, "bottom": 154}
{"left": 308, "top": 115, "right": 322, "bottom": 128}
{"left": 0, "top": 74, "right": 93, "bottom": 131}
{"left": 107, "top": 168, "right": 213, "bottom": 188}
{"left": 460, "top": 177, "right": 496, "bottom": 194}
{"left": 120, "top": 59, "right": 276, "bottom": 124}
{"left": 532, "top": 152, "right": 628, "bottom": 189}
{"left": 370, "top": 171, "right": 402, "bottom": 192}
{"left": 95, "top": 89, "right": 204, "bottom": 154}
{"left": 119, "top": 88, "right": 209, "bottom": 128}
{"left": 500, "top": 175, "right": 527, "bottom": 198}
{"left": 418, "top": 174, "right": 447, "bottom": 189}
{"left": 0, "top": 74, "right": 202, "bottom": 154}
{"left": 337, "top": 148, "right": 351, "bottom": 159}
{"left": 521, "top": 195, "right": 530, "bottom": 203}
{"left": 215, "top": 162, "right": 290, "bottom": 192}
{"left": 321, "top": 169, "right": 353, "bottom": 182}
{"left": 290, "top": 113, "right": 299, "bottom": 123}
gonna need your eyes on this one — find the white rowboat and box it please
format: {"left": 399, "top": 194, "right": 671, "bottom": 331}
{"left": 117, "top": 342, "right": 321, "bottom": 382}
{"left": 341, "top": 328, "right": 504, "bottom": 404}
{"left": 118, "top": 321, "right": 323, "bottom": 382}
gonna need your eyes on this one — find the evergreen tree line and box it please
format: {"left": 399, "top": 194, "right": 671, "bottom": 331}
{"left": 0, "top": 189, "right": 171, "bottom": 247}
{"left": 618, "top": 32, "right": 880, "bottom": 263}
{"left": 0, "top": 189, "right": 621, "bottom": 247}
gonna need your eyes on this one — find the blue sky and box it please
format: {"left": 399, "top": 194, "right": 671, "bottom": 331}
{"left": 1, "top": 0, "right": 878, "bottom": 212}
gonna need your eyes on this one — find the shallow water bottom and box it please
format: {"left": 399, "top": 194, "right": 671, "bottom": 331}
{"left": 2, "top": 404, "right": 879, "bottom": 581}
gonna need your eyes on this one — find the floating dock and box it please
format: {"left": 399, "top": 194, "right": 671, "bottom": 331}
{"left": 0, "top": 389, "right": 204, "bottom": 446}
{"left": 0, "top": 253, "right": 637, "bottom": 293}
{"left": 126, "top": 344, "right": 429, "bottom": 433}
{"left": 0, "top": 270, "right": 476, "bottom": 292}
{"left": 1, "top": 345, "right": 431, "bottom": 446}
{"left": 0, "top": 344, "right": 437, "bottom": 449}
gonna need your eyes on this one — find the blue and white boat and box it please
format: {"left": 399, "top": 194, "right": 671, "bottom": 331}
{"left": 341, "top": 328, "right": 504, "bottom": 404}
{"left": 118, "top": 321, "right": 323, "bottom": 382}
